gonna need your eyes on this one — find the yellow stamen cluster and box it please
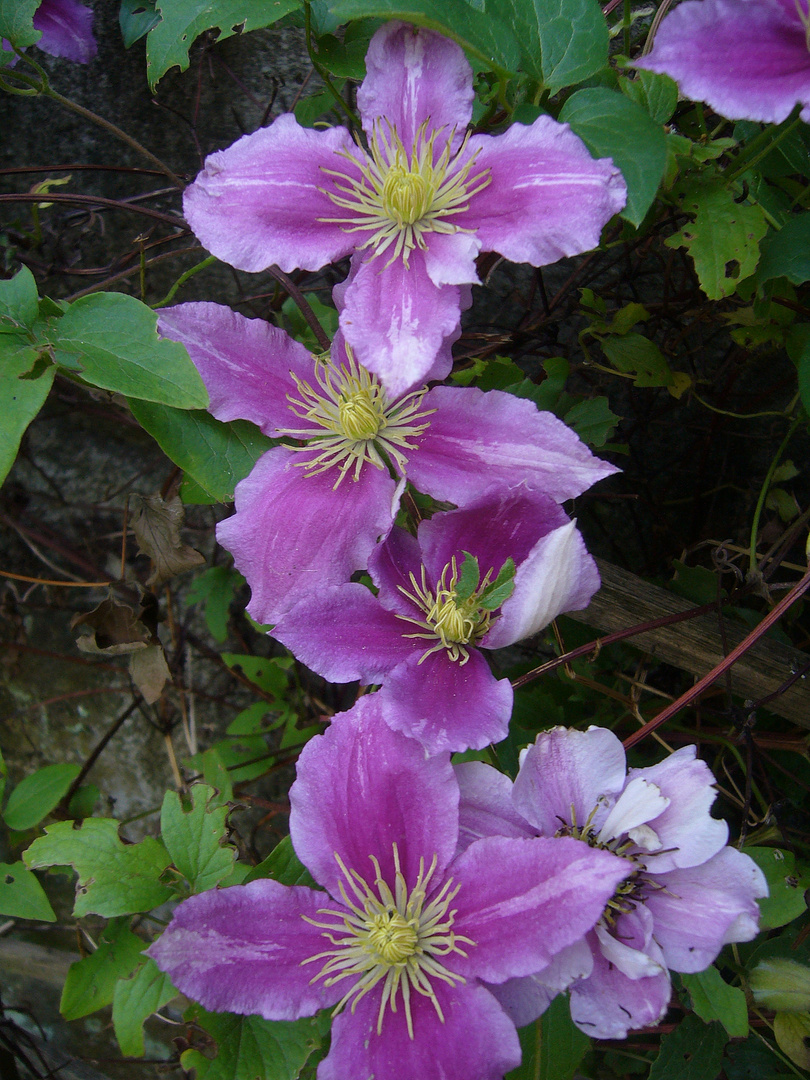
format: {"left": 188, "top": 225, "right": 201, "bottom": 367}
{"left": 319, "top": 119, "right": 491, "bottom": 267}
{"left": 302, "top": 845, "right": 473, "bottom": 1040}
{"left": 276, "top": 345, "right": 434, "bottom": 488}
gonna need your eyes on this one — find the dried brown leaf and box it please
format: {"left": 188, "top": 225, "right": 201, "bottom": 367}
{"left": 130, "top": 493, "right": 205, "bottom": 588}
{"left": 72, "top": 596, "right": 152, "bottom": 656}
{"left": 129, "top": 644, "right": 171, "bottom": 704}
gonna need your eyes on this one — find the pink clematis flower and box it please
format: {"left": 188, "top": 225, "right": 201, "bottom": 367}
{"left": 183, "top": 21, "right": 626, "bottom": 395}
{"left": 272, "top": 490, "right": 600, "bottom": 754}
{"left": 2, "top": 0, "right": 97, "bottom": 64}
{"left": 157, "top": 302, "right": 615, "bottom": 625}
{"left": 455, "top": 727, "right": 768, "bottom": 1038}
{"left": 637, "top": 0, "right": 810, "bottom": 124}
{"left": 148, "top": 698, "right": 631, "bottom": 1080}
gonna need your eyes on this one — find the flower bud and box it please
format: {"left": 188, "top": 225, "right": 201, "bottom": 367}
{"left": 751, "top": 958, "right": 810, "bottom": 1013}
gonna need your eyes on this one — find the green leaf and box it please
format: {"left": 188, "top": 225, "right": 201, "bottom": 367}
{"left": 507, "top": 995, "right": 590, "bottom": 1080}
{"left": 185, "top": 564, "right": 244, "bottom": 642}
{"left": 0, "top": 861, "right": 56, "bottom": 922}
{"left": 757, "top": 213, "right": 810, "bottom": 288}
{"left": 0, "top": 266, "right": 39, "bottom": 330}
{"left": 49, "top": 293, "right": 208, "bottom": 408}
{"left": 563, "top": 396, "right": 620, "bottom": 446}
{"left": 60, "top": 920, "right": 146, "bottom": 1020}
{"left": 666, "top": 179, "right": 768, "bottom": 300}
{"left": 3, "top": 762, "right": 81, "bottom": 831}
{"left": 244, "top": 834, "right": 318, "bottom": 887}
{"left": 491, "top": 0, "right": 607, "bottom": 91}
{"left": 478, "top": 557, "right": 516, "bottom": 611}
{"left": 196, "top": 748, "right": 234, "bottom": 807}
{"left": 147, "top": 0, "right": 303, "bottom": 87}
{"left": 112, "top": 957, "right": 177, "bottom": 1057}
{"left": 622, "top": 69, "right": 679, "bottom": 125}
{"left": 0, "top": 349, "right": 56, "bottom": 489}
{"left": 0, "top": 0, "right": 41, "bottom": 46}
{"left": 744, "top": 847, "right": 810, "bottom": 929}
{"left": 649, "top": 1014, "right": 728, "bottom": 1080}
{"left": 0, "top": 745, "right": 6, "bottom": 805}
{"left": 119, "top": 0, "right": 160, "bottom": 47}
{"left": 559, "top": 88, "right": 667, "bottom": 227}
{"left": 67, "top": 783, "right": 100, "bottom": 819}
{"left": 786, "top": 323, "right": 810, "bottom": 417}
{"left": 681, "top": 967, "right": 748, "bottom": 1039}
{"left": 181, "top": 1004, "right": 326, "bottom": 1080}
{"left": 129, "top": 400, "right": 273, "bottom": 502}
{"left": 601, "top": 332, "right": 674, "bottom": 387}
{"left": 328, "top": 0, "right": 520, "bottom": 76}
{"left": 454, "top": 551, "right": 480, "bottom": 602}
{"left": 160, "top": 784, "right": 236, "bottom": 893}
{"left": 24, "top": 819, "right": 173, "bottom": 917}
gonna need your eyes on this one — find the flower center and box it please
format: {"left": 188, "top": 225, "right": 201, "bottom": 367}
{"left": 319, "top": 119, "right": 491, "bottom": 267}
{"left": 302, "top": 845, "right": 473, "bottom": 1040}
{"left": 276, "top": 346, "right": 434, "bottom": 489}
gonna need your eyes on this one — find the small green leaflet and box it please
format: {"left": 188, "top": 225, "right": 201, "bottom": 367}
{"left": 160, "top": 783, "right": 237, "bottom": 893}
{"left": 244, "top": 834, "right": 319, "bottom": 887}
{"left": 0, "top": 861, "right": 56, "bottom": 922}
{"left": 454, "top": 551, "right": 481, "bottom": 602}
{"left": 0, "top": 0, "right": 41, "bottom": 47}
{"left": 113, "top": 957, "right": 177, "bottom": 1056}
{"left": 744, "top": 847, "right": 810, "bottom": 929}
{"left": 681, "top": 967, "right": 748, "bottom": 1039}
{"left": 478, "top": 558, "right": 516, "bottom": 611}
{"left": 3, "top": 762, "right": 81, "bottom": 831}
{"left": 60, "top": 919, "right": 146, "bottom": 1021}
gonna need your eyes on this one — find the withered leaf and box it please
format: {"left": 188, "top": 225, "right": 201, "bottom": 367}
{"left": 130, "top": 493, "right": 205, "bottom": 588}
{"left": 72, "top": 596, "right": 152, "bottom": 656}
{"left": 129, "top": 644, "right": 171, "bottom": 704}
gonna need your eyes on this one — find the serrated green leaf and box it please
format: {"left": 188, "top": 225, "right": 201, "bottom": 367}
{"left": 244, "top": 834, "right": 318, "bottom": 887}
{"left": 196, "top": 748, "right": 234, "bottom": 807}
{"left": 328, "top": 0, "right": 520, "bottom": 75}
{"left": 24, "top": 819, "right": 173, "bottom": 917}
{"left": 147, "top": 0, "right": 303, "bottom": 87}
{"left": 622, "top": 69, "right": 678, "bottom": 125}
{"left": 3, "top": 762, "right": 81, "bottom": 831}
{"left": 0, "top": 266, "right": 39, "bottom": 330}
{"left": 60, "top": 920, "right": 146, "bottom": 1020}
{"left": 185, "top": 564, "right": 244, "bottom": 642}
{"left": 0, "top": 0, "right": 41, "bottom": 46}
{"left": 744, "top": 847, "right": 810, "bottom": 929}
{"left": 49, "top": 293, "right": 208, "bottom": 408}
{"left": 454, "top": 551, "right": 480, "bottom": 602}
{"left": 160, "top": 784, "right": 236, "bottom": 893}
{"left": 0, "top": 861, "right": 56, "bottom": 921}
{"left": 0, "top": 349, "right": 56, "bottom": 489}
{"left": 129, "top": 399, "right": 272, "bottom": 502}
{"left": 181, "top": 1004, "right": 325, "bottom": 1080}
{"left": 601, "top": 332, "right": 674, "bottom": 387}
{"left": 682, "top": 967, "right": 748, "bottom": 1039}
{"left": 113, "top": 957, "right": 177, "bottom": 1057}
{"left": 649, "top": 1015, "right": 728, "bottom": 1080}
{"left": 563, "top": 396, "right": 620, "bottom": 446}
{"left": 757, "top": 214, "right": 810, "bottom": 289}
{"left": 666, "top": 180, "right": 768, "bottom": 300}
{"left": 119, "top": 0, "right": 160, "bottom": 47}
{"left": 559, "top": 88, "right": 667, "bottom": 226}
{"left": 490, "top": 0, "right": 607, "bottom": 91}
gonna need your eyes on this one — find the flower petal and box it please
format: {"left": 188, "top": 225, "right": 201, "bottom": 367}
{"left": 379, "top": 648, "right": 513, "bottom": 755}
{"left": 157, "top": 303, "right": 314, "bottom": 433}
{"left": 455, "top": 761, "right": 535, "bottom": 851}
{"left": 339, "top": 249, "right": 459, "bottom": 397}
{"left": 512, "top": 726, "right": 628, "bottom": 837}
{"left": 458, "top": 116, "right": 626, "bottom": 264}
{"left": 147, "top": 879, "right": 339, "bottom": 1019}
{"left": 644, "top": 847, "right": 766, "bottom": 972}
{"left": 487, "top": 938, "right": 594, "bottom": 1027}
{"left": 594, "top": 908, "right": 666, "bottom": 980}
{"left": 450, "top": 835, "right": 631, "bottom": 983}
{"left": 358, "top": 21, "right": 474, "bottom": 150}
{"left": 34, "top": 0, "right": 96, "bottom": 63}
{"left": 216, "top": 448, "right": 398, "bottom": 624}
{"left": 408, "top": 386, "right": 619, "bottom": 505}
{"left": 638, "top": 0, "right": 810, "bottom": 124}
{"left": 289, "top": 695, "right": 459, "bottom": 898}
{"left": 596, "top": 777, "right": 670, "bottom": 847}
{"left": 369, "top": 525, "right": 429, "bottom": 616}
{"left": 184, "top": 114, "right": 359, "bottom": 273}
{"left": 321, "top": 980, "right": 520, "bottom": 1080}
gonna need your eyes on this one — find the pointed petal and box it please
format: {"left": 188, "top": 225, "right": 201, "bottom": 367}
{"left": 289, "top": 695, "right": 459, "bottom": 899}
{"left": 455, "top": 761, "right": 535, "bottom": 851}
{"left": 458, "top": 117, "right": 626, "bottom": 264}
{"left": 512, "top": 726, "right": 627, "bottom": 836}
{"left": 408, "top": 386, "right": 619, "bottom": 505}
{"left": 321, "top": 981, "right": 520, "bottom": 1080}
{"left": 369, "top": 526, "right": 428, "bottom": 616}
{"left": 644, "top": 847, "right": 766, "bottom": 972}
{"left": 147, "top": 879, "right": 338, "bottom": 1019}
{"left": 596, "top": 777, "right": 670, "bottom": 846}
{"left": 184, "top": 115, "right": 359, "bottom": 273}
{"left": 358, "top": 22, "right": 474, "bottom": 149}
{"left": 450, "top": 835, "right": 631, "bottom": 983}
{"left": 638, "top": 0, "right": 810, "bottom": 124}
{"left": 157, "top": 303, "right": 314, "bottom": 433}
{"left": 487, "top": 938, "right": 594, "bottom": 1027}
{"left": 594, "top": 908, "right": 666, "bottom": 980}
{"left": 380, "top": 648, "right": 513, "bottom": 755}
{"left": 34, "top": 0, "right": 96, "bottom": 63}
{"left": 339, "top": 250, "right": 459, "bottom": 397}
{"left": 216, "top": 449, "right": 398, "bottom": 624}
{"left": 272, "top": 584, "right": 415, "bottom": 682}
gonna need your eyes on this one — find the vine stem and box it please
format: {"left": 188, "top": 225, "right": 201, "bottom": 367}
{"left": 748, "top": 415, "right": 801, "bottom": 573}
{"left": 623, "top": 565, "right": 810, "bottom": 750}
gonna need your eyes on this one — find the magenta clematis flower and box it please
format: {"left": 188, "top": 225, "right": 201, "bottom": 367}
{"left": 148, "top": 698, "right": 632, "bottom": 1080}
{"left": 183, "top": 21, "right": 626, "bottom": 394}
{"left": 2, "top": 0, "right": 97, "bottom": 64}
{"left": 455, "top": 727, "right": 768, "bottom": 1038}
{"left": 157, "top": 301, "right": 615, "bottom": 625}
{"left": 272, "top": 490, "right": 600, "bottom": 754}
{"left": 637, "top": 0, "right": 810, "bottom": 124}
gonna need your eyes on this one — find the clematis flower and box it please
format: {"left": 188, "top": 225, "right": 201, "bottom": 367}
{"left": 148, "top": 698, "right": 632, "bottom": 1080}
{"left": 2, "top": 0, "right": 97, "bottom": 64}
{"left": 637, "top": 0, "right": 810, "bottom": 124}
{"left": 157, "top": 301, "right": 615, "bottom": 625}
{"left": 183, "top": 20, "right": 626, "bottom": 395}
{"left": 455, "top": 727, "right": 768, "bottom": 1038}
{"left": 272, "top": 490, "right": 600, "bottom": 754}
